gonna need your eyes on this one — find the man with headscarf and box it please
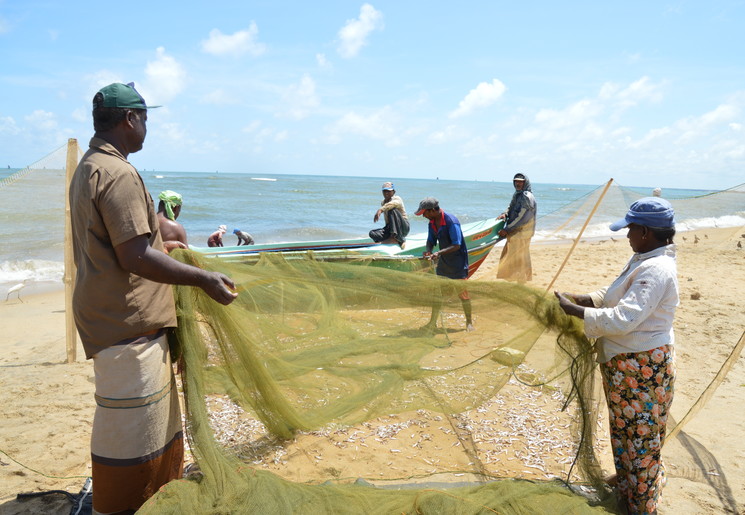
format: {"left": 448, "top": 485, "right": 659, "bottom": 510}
{"left": 157, "top": 190, "right": 188, "bottom": 249}
{"left": 369, "top": 181, "right": 410, "bottom": 247}
{"left": 497, "top": 173, "right": 537, "bottom": 283}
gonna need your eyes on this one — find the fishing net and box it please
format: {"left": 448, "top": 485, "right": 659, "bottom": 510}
{"left": 138, "top": 250, "right": 619, "bottom": 514}
{"left": 538, "top": 180, "right": 745, "bottom": 246}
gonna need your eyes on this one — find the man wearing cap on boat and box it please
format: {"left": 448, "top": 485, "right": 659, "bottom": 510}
{"left": 497, "top": 173, "right": 537, "bottom": 283}
{"left": 369, "top": 181, "right": 410, "bottom": 247}
{"left": 416, "top": 197, "right": 474, "bottom": 332}
{"left": 69, "top": 82, "right": 237, "bottom": 514}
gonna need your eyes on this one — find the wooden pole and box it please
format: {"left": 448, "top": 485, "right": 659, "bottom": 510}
{"left": 64, "top": 138, "right": 79, "bottom": 363}
{"left": 666, "top": 329, "right": 745, "bottom": 441}
{"left": 544, "top": 178, "right": 614, "bottom": 294}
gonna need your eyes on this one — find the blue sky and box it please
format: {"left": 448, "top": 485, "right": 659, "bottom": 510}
{"left": 1, "top": 1, "right": 744, "bottom": 189}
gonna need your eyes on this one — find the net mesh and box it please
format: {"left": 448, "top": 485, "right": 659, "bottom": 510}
{"left": 4, "top": 145, "right": 744, "bottom": 512}
{"left": 138, "top": 250, "right": 618, "bottom": 514}
{"left": 538, "top": 180, "right": 745, "bottom": 244}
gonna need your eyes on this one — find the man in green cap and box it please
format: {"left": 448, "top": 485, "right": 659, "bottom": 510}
{"left": 69, "top": 82, "right": 238, "bottom": 514}
{"left": 157, "top": 190, "right": 188, "bottom": 248}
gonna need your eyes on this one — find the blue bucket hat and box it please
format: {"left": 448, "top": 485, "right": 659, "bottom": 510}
{"left": 610, "top": 197, "right": 675, "bottom": 231}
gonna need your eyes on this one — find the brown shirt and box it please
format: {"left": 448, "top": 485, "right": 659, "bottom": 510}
{"left": 69, "top": 137, "right": 177, "bottom": 358}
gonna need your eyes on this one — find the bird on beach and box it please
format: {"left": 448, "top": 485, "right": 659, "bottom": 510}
{"left": 5, "top": 281, "right": 26, "bottom": 302}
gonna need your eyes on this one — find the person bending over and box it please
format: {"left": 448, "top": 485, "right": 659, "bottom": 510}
{"left": 208, "top": 225, "right": 227, "bottom": 247}
{"left": 233, "top": 228, "right": 255, "bottom": 246}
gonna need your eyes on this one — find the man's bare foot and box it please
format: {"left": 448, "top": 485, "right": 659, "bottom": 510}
{"left": 466, "top": 323, "right": 475, "bottom": 332}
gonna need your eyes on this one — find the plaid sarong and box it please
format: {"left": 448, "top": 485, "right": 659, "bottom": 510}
{"left": 91, "top": 332, "right": 183, "bottom": 514}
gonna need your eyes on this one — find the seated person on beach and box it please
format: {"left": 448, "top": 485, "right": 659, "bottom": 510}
{"left": 369, "top": 181, "right": 410, "bottom": 246}
{"left": 233, "top": 228, "right": 255, "bottom": 246}
{"left": 157, "top": 190, "right": 188, "bottom": 252}
{"left": 416, "top": 197, "right": 474, "bottom": 332}
{"left": 208, "top": 225, "right": 227, "bottom": 247}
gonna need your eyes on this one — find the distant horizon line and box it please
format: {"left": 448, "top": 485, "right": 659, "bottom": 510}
{"left": 2, "top": 165, "right": 726, "bottom": 194}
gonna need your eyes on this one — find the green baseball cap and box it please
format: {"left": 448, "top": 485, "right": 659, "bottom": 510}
{"left": 93, "top": 82, "right": 161, "bottom": 110}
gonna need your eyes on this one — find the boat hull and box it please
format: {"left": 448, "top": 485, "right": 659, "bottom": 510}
{"left": 192, "top": 218, "right": 504, "bottom": 279}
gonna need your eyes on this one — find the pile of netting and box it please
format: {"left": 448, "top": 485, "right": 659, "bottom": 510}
{"left": 140, "top": 250, "right": 620, "bottom": 514}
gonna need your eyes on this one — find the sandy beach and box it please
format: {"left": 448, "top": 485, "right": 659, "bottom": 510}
{"left": 1, "top": 227, "right": 743, "bottom": 514}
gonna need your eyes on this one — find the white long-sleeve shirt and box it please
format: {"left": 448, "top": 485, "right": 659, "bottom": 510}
{"left": 584, "top": 245, "right": 679, "bottom": 363}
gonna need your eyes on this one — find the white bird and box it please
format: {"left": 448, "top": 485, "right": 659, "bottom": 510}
{"left": 5, "top": 281, "right": 26, "bottom": 302}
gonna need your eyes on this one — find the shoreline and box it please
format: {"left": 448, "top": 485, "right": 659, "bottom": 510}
{"left": 1, "top": 226, "right": 744, "bottom": 514}
{"left": 4, "top": 225, "right": 743, "bottom": 299}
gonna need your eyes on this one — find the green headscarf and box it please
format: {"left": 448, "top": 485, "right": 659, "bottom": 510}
{"left": 158, "top": 190, "right": 183, "bottom": 221}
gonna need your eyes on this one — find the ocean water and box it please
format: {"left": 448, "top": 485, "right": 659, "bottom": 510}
{"left": 1, "top": 166, "right": 743, "bottom": 296}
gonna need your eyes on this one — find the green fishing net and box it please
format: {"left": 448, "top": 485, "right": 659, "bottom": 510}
{"left": 138, "top": 250, "right": 618, "bottom": 514}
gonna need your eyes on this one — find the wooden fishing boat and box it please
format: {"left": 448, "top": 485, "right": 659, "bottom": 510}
{"left": 193, "top": 218, "right": 504, "bottom": 278}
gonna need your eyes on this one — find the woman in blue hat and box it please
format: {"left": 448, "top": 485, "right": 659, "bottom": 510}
{"left": 555, "top": 197, "right": 678, "bottom": 515}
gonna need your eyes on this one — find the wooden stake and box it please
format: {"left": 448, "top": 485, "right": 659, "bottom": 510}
{"left": 64, "top": 138, "right": 79, "bottom": 363}
{"left": 544, "top": 178, "right": 614, "bottom": 294}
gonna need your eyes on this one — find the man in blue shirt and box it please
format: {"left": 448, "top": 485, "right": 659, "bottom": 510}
{"left": 416, "top": 197, "right": 474, "bottom": 332}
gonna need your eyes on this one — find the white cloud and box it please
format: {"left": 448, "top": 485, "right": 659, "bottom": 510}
{"left": 202, "top": 89, "right": 236, "bottom": 106}
{"left": 534, "top": 99, "right": 603, "bottom": 130}
{"left": 158, "top": 122, "right": 187, "bottom": 144}
{"left": 239, "top": 121, "right": 287, "bottom": 145}
{"left": 281, "top": 74, "right": 320, "bottom": 120}
{"left": 316, "top": 53, "right": 331, "bottom": 69}
{"left": 201, "top": 23, "right": 266, "bottom": 57}
{"left": 326, "top": 106, "right": 401, "bottom": 146}
{"left": 25, "top": 110, "right": 57, "bottom": 131}
{"left": 673, "top": 103, "right": 739, "bottom": 142}
{"left": 0, "top": 116, "right": 20, "bottom": 135}
{"left": 626, "top": 126, "right": 672, "bottom": 149}
{"left": 428, "top": 125, "right": 468, "bottom": 145}
{"left": 144, "top": 47, "right": 187, "bottom": 104}
{"left": 599, "top": 76, "right": 664, "bottom": 108}
{"left": 242, "top": 120, "right": 262, "bottom": 133}
{"left": 85, "top": 70, "right": 124, "bottom": 100}
{"left": 700, "top": 104, "right": 739, "bottom": 126}
{"left": 730, "top": 122, "right": 743, "bottom": 131}
{"left": 0, "top": 16, "right": 10, "bottom": 34}
{"left": 337, "top": 4, "right": 384, "bottom": 59}
{"left": 449, "top": 79, "right": 507, "bottom": 118}
{"left": 71, "top": 108, "right": 87, "bottom": 123}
